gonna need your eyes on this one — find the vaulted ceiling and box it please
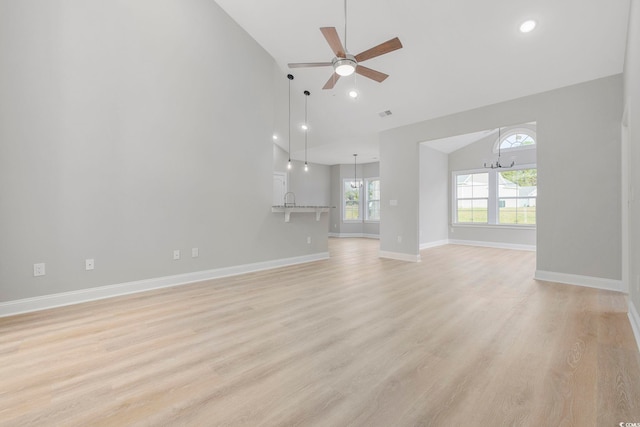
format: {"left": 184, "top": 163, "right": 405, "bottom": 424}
{"left": 214, "top": 0, "right": 630, "bottom": 165}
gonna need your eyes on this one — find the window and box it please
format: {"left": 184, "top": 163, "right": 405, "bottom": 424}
{"left": 453, "top": 167, "right": 537, "bottom": 226}
{"left": 455, "top": 173, "right": 489, "bottom": 223}
{"left": 496, "top": 129, "right": 536, "bottom": 151}
{"left": 498, "top": 169, "right": 537, "bottom": 225}
{"left": 343, "top": 179, "right": 362, "bottom": 221}
{"left": 366, "top": 178, "right": 380, "bottom": 221}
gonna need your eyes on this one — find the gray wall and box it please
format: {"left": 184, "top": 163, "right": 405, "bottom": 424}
{"left": 381, "top": 75, "right": 622, "bottom": 281}
{"left": 0, "top": 0, "right": 328, "bottom": 303}
{"left": 419, "top": 146, "right": 448, "bottom": 246}
{"left": 446, "top": 125, "right": 537, "bottom": 247}
{"left": 273, "top": 144, "right": 331, "bottom": 207}
{"left": 329, "top": 162, "right": 380, "bottom": 237}
{"left": 624, "top": 0, "right": 640, "bottom": 315}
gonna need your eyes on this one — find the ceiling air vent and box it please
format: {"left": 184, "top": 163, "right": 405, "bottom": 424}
{"left": 379, "top": 110, "right": 393, "bottom": 118}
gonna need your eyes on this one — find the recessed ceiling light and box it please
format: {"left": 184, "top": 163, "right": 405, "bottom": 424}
{"left": 349, "top": 90, "right": 359, "bottom": 99}
{"left": 519, "top": 20, "right": 537, "bottom": 33}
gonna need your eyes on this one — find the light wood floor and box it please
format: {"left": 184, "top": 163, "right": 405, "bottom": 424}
{"left": 1, "top": 239, "right": 639, "bottom": 426}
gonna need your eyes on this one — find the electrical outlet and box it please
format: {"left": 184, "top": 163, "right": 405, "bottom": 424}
{"left": 307, "top": 236, "right": 311, "bottom": 244}
{"left": 397, "top": 235, "right": 402, "bottom": 243}
{"left": 85, "top": 259, "right": 94, "bottom": 270}
{"left": 173, "top": 250, "right": 180, "bottom": 260}
{"left": 192, "top": 248, "right": 199, "bottom": 258}
{"left": 33, "top": 263, "right": 45, "bottom": 277}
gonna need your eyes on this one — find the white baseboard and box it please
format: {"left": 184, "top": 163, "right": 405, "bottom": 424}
{"left": 0, "top": 252, "right": 330, "bottom": 318}
{"left": 379, "top": 250, "right": 421, "bottom": 263}
{"left": 449, "top": 239, "right": 536, "bottom": 252}
{"left": 629, "top": 300, "right": 640, "bottom": 354}
{"left": 329, "top": 233, "right": 379, "bottom": 239}
{"left": 534, "top": 270, "right": 624, "bottom": 293}
{"left": 420, "top": 240, "right": 449, "bottom": 250}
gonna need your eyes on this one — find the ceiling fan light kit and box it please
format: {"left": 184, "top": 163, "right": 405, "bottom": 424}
{"left": 333, "top": 55, "right": 357, "bottom": 76}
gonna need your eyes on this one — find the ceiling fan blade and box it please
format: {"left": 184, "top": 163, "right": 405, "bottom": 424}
{"left": 288, "top": 62, "right": 333, "bottom": 68}
{"left": 354, "top": 37, "right": 403, "bottom": 63}
{"left": 356, "top": 65, "right": 389, "bottom": 83}
{"left": 323, "top": 72, "right": 341, "bottom": 90}
{"left": 320, "top": 27, "right": 346, "bottom": 58}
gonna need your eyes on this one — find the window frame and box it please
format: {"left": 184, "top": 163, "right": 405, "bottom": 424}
{"left": 452, "top": 164, "right": 537, "bottom": 228}
{"left": 453, "top": 171, "right": 489, "bottom": 224}
{"left": 364, "top": 177, "right": 381, "bottom": 222}
{"left": 497, "top": 168, "right": 537, "bottom": 226}
{"left": 493, "top": 128, "right": 537, "bottom": 153}
{"left": 342, "top": 178, "right": 363, "bottom": 222}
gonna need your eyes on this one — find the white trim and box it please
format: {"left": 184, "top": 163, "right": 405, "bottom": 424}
{"left": 628, "top": 301, "right": 640, "bottom": 354}
{"left": 451, "top": 224, "right": 536, "bottom": 231}
{"left": 534, "top": 270, "right": 624, "bottom": 293}
{"left": 329, "top": 233, "right": 379, "bottom": 239}
{"left": 420, "top": 240, "right": 449, "bottom": 250}
{"left": 379, "top": 250, "right": 421, "bottom": 263}
{"left": 449, "top": 239, "right": 536, "bottom": 252}
{"left": 0, "top": 252, "right": 330, "bottom": 318}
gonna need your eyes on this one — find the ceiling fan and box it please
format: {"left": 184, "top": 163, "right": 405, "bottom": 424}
{"left": 288, "top": 0, "right": 403, "bottom": 90}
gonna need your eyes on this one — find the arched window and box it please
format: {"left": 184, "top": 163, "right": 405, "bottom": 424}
{"left": 495, "top": 128, "right": 536, "bottom": 152}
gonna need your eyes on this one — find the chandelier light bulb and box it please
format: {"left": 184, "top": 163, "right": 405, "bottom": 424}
{"left": 287, "top": 160, "right": 292, "bottom": 170}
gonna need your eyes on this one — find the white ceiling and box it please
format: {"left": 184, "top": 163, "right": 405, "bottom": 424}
{"left": 214, "top": 0, "right": 630, "bottom": 165}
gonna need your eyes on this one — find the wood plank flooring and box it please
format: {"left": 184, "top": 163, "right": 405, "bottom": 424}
{"left": 1, "top": 238, "right": 639, "bottom": 426}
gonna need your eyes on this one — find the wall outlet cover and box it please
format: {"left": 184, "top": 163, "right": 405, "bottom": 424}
{"left": 173, "top": 250, "right": 180, "bottom": 260}
{"left": 33, "top": 263, "right": 45, "bottom": 277}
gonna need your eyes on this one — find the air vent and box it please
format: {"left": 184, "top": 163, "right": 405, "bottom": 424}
{"left": 378, "top": 110, "right": 393, "bottom": 118}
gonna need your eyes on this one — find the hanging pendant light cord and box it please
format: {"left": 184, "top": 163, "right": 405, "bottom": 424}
{"left": 352, "top": 154, "right": 357, "bottom": 188}
{"left": 304, "top": 90, "right": 310, "bottom": 169}
{"left": 287, "top": 74, "right": 294, "bottom": 166}
{"left": 497, "top": 127, "right": 502, "bottom": 161}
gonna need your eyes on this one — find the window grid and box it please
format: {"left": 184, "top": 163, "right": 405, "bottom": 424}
{"left": 455, "top": 173, "right": 489, "bottom": 224}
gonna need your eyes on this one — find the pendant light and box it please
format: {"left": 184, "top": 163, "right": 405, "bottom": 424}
{"left": 350, "top": 154, "right": 362, "bottom": 188}
{"left": 303, "top": 90, "right": 310, "bottom": 172}
{"left": 287, "top": 74, "right": 294, "bottom": 170}
{"left": 484, "top": 127, "right": 515, "bottom": 169}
